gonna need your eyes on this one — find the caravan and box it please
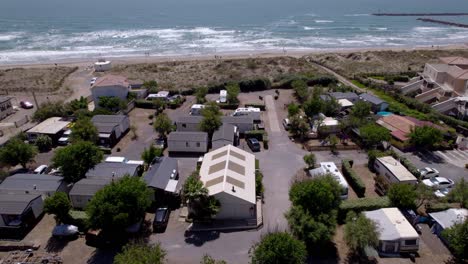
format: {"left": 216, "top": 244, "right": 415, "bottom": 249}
{"left": 219, "top": 90, "right": 227, "bottom": 103}
{"left": 232, "top": 107, "right": 261, "bottom": 121}
{"left": 190, "top": 104, "right": 205, "bottom": 116}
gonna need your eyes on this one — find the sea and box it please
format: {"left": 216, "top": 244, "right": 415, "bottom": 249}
{"left": 1, "top": 0, "right": 468, "bottom": 64}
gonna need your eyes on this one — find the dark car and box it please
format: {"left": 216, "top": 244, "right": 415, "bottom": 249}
{"left": 20, "top": 101, "right": 34, "bottom": 109}
{"left": 154, "top": 137, "right": 167, "bottom": 149}
{"left": 247, "top": 138, "right": 261, "bottom": 152}
{"left": 153, "top": 207, "right": 170, "bottom": 232}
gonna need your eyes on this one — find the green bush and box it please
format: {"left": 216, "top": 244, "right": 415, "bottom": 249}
{"left": 238, "top": 78, "right": 271, "bottom": 92}
{"left": 425, "top": 202, "right": 452, "bottom": 213}
{"left": 167, "top": 97, "right": 186, "bottom": 109}
{"left": 135, "top": 99, "right": 159, "bottom": 109}
{"left": 245, "top": 130, "right": 266, "bottom": 141}
{"left": 244, "top": 103, "right": 266, "bottom": 111}
{"left": 217, "top": 103, "right": 239, "bottom": 110}
{"left": 100, "top": 147, "right": 112, "bottom": 154}
{"left": 338, "top": 196, "right": 391, "bottom": 221}
{"left": 256, "top": 170, "right": 264, "bottom": 197}
{"left": 341, "top": 160, "right": 366, "bottom": 197}
{"left": 35, "top": 135, "right": 53, "bottom": 152}
{"left": 263, "top": 135, "right": 269, "bottom": 149}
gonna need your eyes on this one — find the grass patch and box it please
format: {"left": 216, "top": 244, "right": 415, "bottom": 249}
{"left": 369, "top": 76, "right": 385, "bottom": 80}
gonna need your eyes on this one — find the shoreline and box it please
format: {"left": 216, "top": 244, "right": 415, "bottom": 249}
{"left": 0, "top": 43, "right": 467, "bottom": 69}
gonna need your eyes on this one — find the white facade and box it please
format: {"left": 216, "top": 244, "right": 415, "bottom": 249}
{"left": 94, "top": 61, "right": 112, "bottom": 72}
{"left": 199, "top": 145, "right": 256, "bottom": 220}
{"left": 190, "top": 104, "right": 205, "bottom": 116}
{"left": 219, "top": 90, "right": 227, "bottom": 103}
{"left": 168, "top": 132, "right": 208, "bottom": 153}
{"left": 232, "top": 107, "right": 261, "bottom": 120}
{"left": 374, "top": 156, "right": 418, "bottom": 185}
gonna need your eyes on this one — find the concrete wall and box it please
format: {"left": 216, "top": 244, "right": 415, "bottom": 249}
{"left": 92, "top": 85, "right": 129, "bottom": 106}
{"left": 214, "top": 192, "right": 255, "bottom": 220}
{"left": 168, "top": 139, "right": 208, "bottom": 153}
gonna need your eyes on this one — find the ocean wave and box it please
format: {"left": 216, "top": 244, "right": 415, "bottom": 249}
{"left": 303, "top": 26, "right": 321, "bottom": 30}
{"left": 315, "top": 20, "right": 334, "bottom": 23}
{"left": 412, "top": 27, "right": 445, "bottom": 33}
{"left": 0, "top": 32, "right": 24, "bottom": 41}
{"left": 344, "top": 14, "right": 370, "bottom": 17}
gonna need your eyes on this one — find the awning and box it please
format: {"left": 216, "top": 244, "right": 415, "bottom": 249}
{"left": 164, "top": 179, "right": 178, "bottom": 193}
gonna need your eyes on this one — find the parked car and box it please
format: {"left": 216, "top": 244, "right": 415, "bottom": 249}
{"left": 90, "top": 77, "right": 98, "bottom": 86}
{"left": 49, "top": 167, "right": 62, "bottom": 176}
{"left": 52, "top": 224, "right": 79, "bottom": 238}
{"left": 153, "top": 207, "right": 170, "bottom": 232}
{"left": 434, "top": 187, "right": 451, "bottom": 198}
{"left": 34, "top": 165, "right": 48, "bottom": 174}
{"left": 282, "top": 118, "right": 291, "bottom": 130}
{"left": 154, "top": 138, "right": 166, "bottom": 149}
{"left": 418, "top": 167, "right": 439, "bottom": 179}
{"left": 20, "top": 101, "right": 34, "bottom": 109}
{"left": 247, "top": 138, "right": 261, "bottom": 152}
{"left": 422, "top": 177, "right": 454, "bottom": 190}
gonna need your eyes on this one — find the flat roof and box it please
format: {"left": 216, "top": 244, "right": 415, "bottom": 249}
{"left": 91, "top": 115, "right": 127, "bottom": 124}
{"left": 376, "top": 156, "right": 417, "bottom": 182}
{"left": 0, "top": 174, "right": 64, "bottom": 193}
{"left": 92, "top": 74, "right": 129, "bottom": 87}
{"left": 27, "top": 117, "right": 70, "bottom": 135}
{"left": 365, "top": 208, "right": 419, "bottom": 241}
{"left": 199, "top": 145, "right": 256, "bottom": 204}
{"left": 0, "top": 193, "right": 42, "bottom": 215}
{"left": 338, "top": 99, "right": 354, "bottom": 108}
{"left": 309, "top": 162, "right": 348, "bottom": 188}
{"left": 359, "top": 93, "right": 386, "bottom": 105}
{"left": 429, "top": 208, "right": 468, "bottom": 229}
{"left": 168, "top": 131, "right": 208, "bottom": 141}
{"left": 69, "top": 178, "right": 110, "bottom": 196}
{"left": 85, "top": 162, "right": 139, "bottom": 179}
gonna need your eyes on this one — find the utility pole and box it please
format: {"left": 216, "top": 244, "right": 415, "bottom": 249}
{"left": 32, "top": 91, "right": 39, "bottom": 109}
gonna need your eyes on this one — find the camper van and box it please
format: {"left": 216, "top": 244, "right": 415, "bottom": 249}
{"left": 190, "top": 104, "right": 205, "bottom": 116}
{"left": 232, "top": 107, "right": 261, "bottom": 120}
{"left": 219, "top": 90, "right": 227, "bottom": 103}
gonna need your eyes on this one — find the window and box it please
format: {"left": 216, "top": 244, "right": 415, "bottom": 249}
{"left": 182, "top": 124, "right": 186, "bottom": 128}
{"left": 196, "top": 142, "right": 200, "bottom": 147}
{"left": 186, "top": 142, "right": 189, "bottom": 147}
{"left": 405, "top": 239, "right": 417, "bottom": 246}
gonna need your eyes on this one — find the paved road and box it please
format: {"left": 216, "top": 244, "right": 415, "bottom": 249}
{"left": 264, "top": 95, "right": 281, "bottom": 133}
{"left": 152, "top": 91, "right": 308, "bottom": 264}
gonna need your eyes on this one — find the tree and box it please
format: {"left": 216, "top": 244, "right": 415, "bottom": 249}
{"left": 32, "top": 101, "right": 66, "bottom": 122}
{"left": 303, "top": 153, "right": 316, "bottom": 169}
{"left": 70, "top": 117, "right": 98, "bottom": 143}
{"left": 199, "top": 102, "right": 222, "bottom": 137}
{"left": 327, "top": 134, "right": 339, "bottom": 153}
{"left": 292, "top": 80, "right": 308, "bottom": 103}
{"left": 87, "top": 176, "right": 152, "bottom": 231}
{"left": 321, "top": 97, "right": 340, "bottom": 117}
{"left": 183, "top": 172, "right": 208, "bottom": 201}
{"left": 226, "top": 83, "right": 240, "bottom": 104}
{"left": 344, "top": 212, "right": 379, "bottom": 254}
{"left": 448, "top": 178, "right": 468, "bottom": 208}
{"left": 65, "top": 96, "right": 88, "bottom": 115}
{"left": 289, "top": 115, "right": 309, "bottom": 140}
{"left": 303, "top": 97, "right": 322, "bottom": 119}
{"left": 183, "top": 172, "right": 220, "bottom": 219}
{"left": 195, "top": 87, "right": 208, "bottom": 104}
{"left": 287, "top": 103, "right": 300, "bottom": 117}
{"left": 415, "top": 184, "right": 435, "bottom": 209}
{"left": 442, "top": 220, "right": 468, "bottom": 261}
{"left": 141, "top": 145, "right": 163, "bottom": 166}
{"left": 143, "top": 80, "right": 159, "bottom": 93}
{"left": 0, "top": 138, "right": 37, "bottom": 168}
{"left": 52, "top": 141, "right": 103, "bottom": 183}
{"left": 44, "top": 192, "right": 72, "bottom": 224}
{"left": 409, "top": 125, "right": 443, "bottom": 149}
{"left": 350, "top": 101, "right": 372, "bottom": 120}
{"left": 359, "top": 123, "right": 391, "bottom": 148}
{"left": 114, "top": 243, "right": 166, "bottom": 264}
{"left": 98, "top": 96, "right": 126, "bottom": 112}
{"left": 289, "top": 174, "right": 342, "bottom": 214}
{"left": 250, "top": 232, "right": 307, "bottom": 264}
{"left": 387, "top": 183, "right": 417, "bottom": 209}
{"left": 35, "top": 135, "right": 53, "bottom": 152}
{"left": 200, "top": 255, "right": 226, "bottom": 264}
{"left": 153, "top": 113, "right": 174, "bottom": 138}
{"left": 286, "top": 205, "right": 337, "bottom": 247}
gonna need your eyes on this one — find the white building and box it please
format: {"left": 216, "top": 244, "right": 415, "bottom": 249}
{"left": 94, "top": 60, "right": 112, "bottom": 72}
{"left": 232, "top": 107, "right": 261, "bottom": 121}
{"left": 190, "top": 104, "right": 205, "bottom": 116}
{"left": 91, "top": 75, "right": 130, "bottom": 106}
{"left": 364, "top": 208, "right": 420, "bottom": 255}
{"left": 199, "top": 145, "right": 256, "bottom": 220}
{"left": 309, "top": 162, "right": 349, "bottom": 199}
{"left": 374, "top": 156, "right": 418, "bottom": 187}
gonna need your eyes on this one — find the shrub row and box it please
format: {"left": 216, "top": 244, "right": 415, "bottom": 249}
{"left": 341, "top": 160, "right": 366, "bottom": 197}
{"left": 167, "top": 97, "right": 186, "bottom": 109}
{"left": 217, "top": 103, "right": 239, "bottom": 110}
{"left": 134, "top": 99, "right": 160, "bottom": 109}
{"left": 338, "top": 196, "right": 391, "bottom": 221}
{"left": 245, "top": 130, "right": 266, "bottom": 141}
{"left": 244, "top": 103, "right": 266, "bottom": 111}
{"left": 274, "top": 74, "right": 337, "bottom": 89}
{"left": 425, "top": 202, "right": 452, "bottom": 213}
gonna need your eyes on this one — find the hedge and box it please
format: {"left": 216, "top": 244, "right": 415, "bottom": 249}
{"left": 244, "top": 103, "right": 266, "bottom": 111}
{"left": 425, "top": 203, "right": 452, "bottom": 213}
{"left": 341, "top": 160, "right": 366, "bottom": 197}
{"left": 134, "top": 99, "right": 165, "bottom": 109}
{"left": 239, "top": 78, "right": 272, "bottom": 92}
{"left": 245, "top": 130, "right": 266, "bottom": 141}
{"left": 167, "top": 97, "right": 186, "bottom": 109}
{"left": 263, "top": 134, "right": 269, "bottom": 149}
{"left": 338, "top": 196, "right": 391, "bottom": 221}
{"left": 218, "top": 103, "right": 239, "bottom": 110}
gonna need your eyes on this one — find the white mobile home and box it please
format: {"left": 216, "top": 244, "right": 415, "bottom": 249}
{"left": 374, "top": 156, "right": 418, "bottom": 185}
{"left": 168, "top": 131, "right": 208, "bottom": 154}
{"left": 190, "top": 104, "right": 205, "bottom": 116}
{"left": 309, "top": 162, "right": 349, "bottom": 199}
{"left": 365, "top": 208, "right": 420, "bottom": 255}
{"left": 232, "top": 107, "right": 261, "bottom": 121}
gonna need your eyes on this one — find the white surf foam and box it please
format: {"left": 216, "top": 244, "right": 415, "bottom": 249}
{"left": 315, "top": 20, "right": 334, "bottom": 23}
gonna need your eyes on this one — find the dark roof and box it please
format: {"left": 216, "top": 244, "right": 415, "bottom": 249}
{"left": 0, "top": 174, "right": 64, "bottom": 193}
{"left": 329, "top": 92, "right": 359, "bottom": 100}
{"left": 85, "top": 162, "right": 139, "bottom": 179}
{"left": 176, "top": 116, "right": 203, "bottom": 124}
{"left": 144, "top": 157, "right": 178, "bottom": 189}
{"left": 69, "top": 178, "right": 110, "bottom": 196}
{"left": 0, "top": 194, "right": 42, "bottom": 215}
{"left": 168, "top": 131, "right": 208, "bottom": 141}
{"left": 0, "top": 96, "right": 12, "bottom": 104}
{"left": 94, "top": 123, "right": 119, "bottom": 134}
{"left": 222, "top": 116, "right": 254, "bottom": 124}
{"left": 91, "top": 115, "right": 127, "bottom": 124}
{"left": 212, "top": 123, "right": 235, "bottom": 142}
{"left": 359, "top": 93, "right": 386, "bottom": 105}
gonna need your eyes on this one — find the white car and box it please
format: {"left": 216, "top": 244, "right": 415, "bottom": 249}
{"left": 52, "top": 224, "right": 79, "bottom": 238}
{"left": 34, "top": 165, "right": 48, "bottom": 174}
{"left": 422, "top": 177, "right": 454, "bottom": 190}
{"left": 90, "top": 77, "right": 98, "bottom": 86}
{"left": 434, "top": 188, "right": 451, "bottom": 198}
{"left": 418, "top": 167, "right": 439, "bottom": 179}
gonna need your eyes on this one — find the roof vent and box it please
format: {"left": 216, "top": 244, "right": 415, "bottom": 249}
{"left": 33, "top": 184, "right": 37, "bottom": 190}
{"left": 232, "top": 186, "right": 236, "bottom": 193}
{"left": 170, "top": 173, "right": 175, "bottom": 179}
